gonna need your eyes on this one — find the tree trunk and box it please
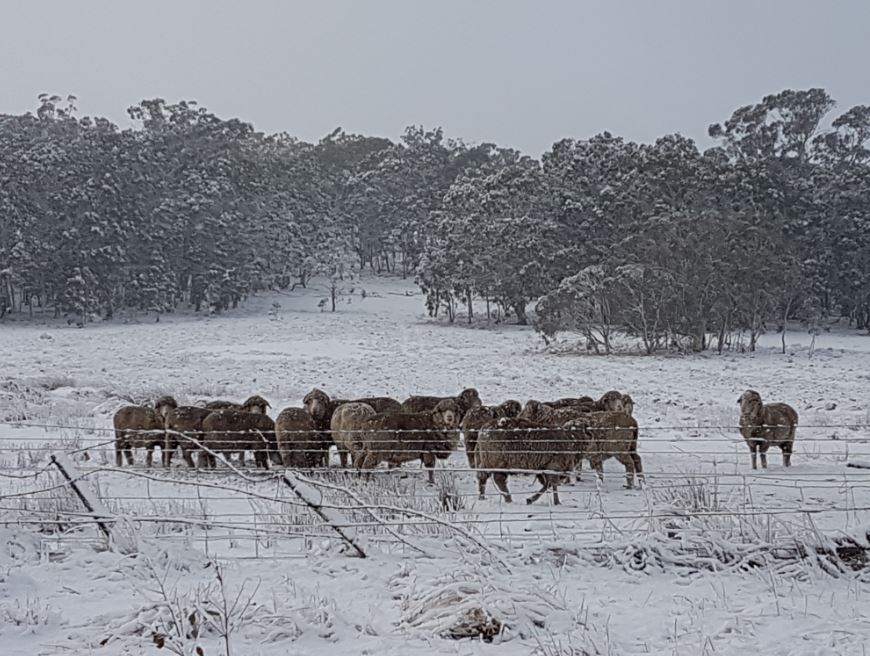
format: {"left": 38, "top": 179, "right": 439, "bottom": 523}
{"left": 512, "top": 301, "right": 528, "bottom": 326}
{"left": 466, "top": 288, "right": 473, "bottom": 324}
{"left": 781, "top": 299, "right": 792, "bottom": 354}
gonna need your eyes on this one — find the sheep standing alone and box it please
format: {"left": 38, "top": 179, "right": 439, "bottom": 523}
{"left": 460, "top": 400, "right": 522, "bottom": 468}
{"left": 274, "top": 407, "right": 328, "bottom": 467}
{"left": 400, "top": 388, "right": 482, "bottom": 420}
{"left": 113, "top": 395, "right": 178, "bottom": 467}
{"left": 354, "top": 399, "right": 461, "bottom": 483}
{"left": 738, "top": 389, "right": 798, "bottom": 469}
{"left": 199, "top": 410, "right": 276, "bottom": 468}
{"left": 475, "top": 417, "right": 587, "bottom": 505}
{"left": 329, "top": 402, "right": 377, "bottom": 467}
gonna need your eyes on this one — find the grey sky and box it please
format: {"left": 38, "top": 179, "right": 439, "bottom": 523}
{"left": 2, "top": 0, "right": 868, "bottom": 155}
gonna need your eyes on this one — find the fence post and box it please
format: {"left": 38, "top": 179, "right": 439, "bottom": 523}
{"left": 282, "top": 472, "right": 367, "bottom": 558}
{"left": 49, "top": 453, "right": 113, "bottom": 540}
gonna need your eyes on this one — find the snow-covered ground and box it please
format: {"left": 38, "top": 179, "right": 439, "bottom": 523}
{"left": 2, "top": 277, "right": 870, "bottom": 655}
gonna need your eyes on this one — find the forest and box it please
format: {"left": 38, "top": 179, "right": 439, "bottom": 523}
{"left": 1, "top": 89, "right": 868, "bottom": 352}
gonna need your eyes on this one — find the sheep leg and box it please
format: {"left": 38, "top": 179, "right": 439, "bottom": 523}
{"left": 124, "top": 448, "right": 135, "bottom": 466}
{"left": 589, "top": 458, "right": 605, "bottom": 485}
{"left": 574, "top": 459, "right": 583, "bottom": 483}
{"left": 238, "top": 449, "right": 246, "bottom": 467}
{"left": 360, "top": 453, "right": 378, "bottom": 480}
{"left": 422, "top": 453, "right": 436, "bottom": 484}
{"left": 548, "top": 474, "right": 562, "bottom": 505}
{"left": 162, "top": 437, "right": 174, "bottom": 467}
{"left": 781, "top": 443, "right": 792, "bottom": 467}
{"left": 477, "top": 471, "right": 490, "bottom": 500}
{"left": 145, "top": 447, "right": 154, "bottom": 469}
{"left": 759, "top": 445, "right": 769, "bottom": 469}
{"left": 631, "top": 453, "right": 644, "bottom": 486}
{"left": 115, "top": 441, "right": 124, "bottom": 467}
{"left": 465, "top": 434, "right": 477, "bottom": 469}
{"left": 615, "top": 453, "right": 635, "bottom": 489}
{"left": 492, "top": 473, "right": 512, "bottom": 503}
{"left": 749, "top": 442, "right": 759, "bottom": 470}
{"left": 338, "top": 448, "right": 349, "bottom": 468}
{"left": 526, "top": 474, "right": 551, "bottom": 505}
{"left": 182, "top": 448, "right": 196, "bottom": 468}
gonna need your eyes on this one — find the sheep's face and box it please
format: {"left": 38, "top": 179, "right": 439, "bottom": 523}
{"left": 497, "top": 400, "right": 522, "bottom": 418}
{"left": 459, "top": 388, "right": 482, "bottom": 410}
{"left": 154, "top": 396, "right": 179, "bottom": 419}
{"left": 599, "top": 391, "right": 625, "bottom": 413}
{"left": 738, "top": 390, "right": 763, "bottom": 414}
{"left": 303, "top": 389, "right": 329, "bottom": 420}
{"left": 519, "top": 400, "right": 545, "bottom": 422}
{"left": 621, "top": 395, "right": 635, "bottom": 417}
{"left": 434, "top": 399, "right": 460, "bottom": 429}
{"left": 737, "top": 390, "right": 764, "bottom": 416}
{"left": 242, "top": 395, "right": 270, "bottom": 415}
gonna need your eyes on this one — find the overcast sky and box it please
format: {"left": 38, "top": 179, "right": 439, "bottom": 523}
{"left": 2, "top": 0, "right": 868, "bottom": 155}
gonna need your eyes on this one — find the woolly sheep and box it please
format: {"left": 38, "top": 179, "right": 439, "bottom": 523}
{"left": 738, "top": 389, "right": 798, "bottom": 469}
{"left": 113, "top": 395, "right": 178, "bottom": 467}
{"left": 475, "top": 417, "right": 587, "bottom": 505}
{"left": 354, "top": 399, "right": 461, "bottom": 483}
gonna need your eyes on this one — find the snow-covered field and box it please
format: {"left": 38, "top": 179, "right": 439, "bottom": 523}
{"left": 2, "top": 277, "right": 870, "bottom": 655}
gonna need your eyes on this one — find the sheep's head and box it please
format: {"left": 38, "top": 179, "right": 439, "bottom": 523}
{"left": 496, "top": 399, "right": 522, "bottom": 418}
{"left": 303, "top": 388, "right": 330, "bottom": 421}
{"left": 620, "top": 394, "right": 635, "bottom": 417}
{"left": 457, "top": 388, "right": 482, "bottom": 412}
{"left": 598, "top": 390, "right": 625, "bottom": 413}
{"left": 242, "top": 395, "right": 270, "bottom": 414}
{"left": 433, "top": 399, "right": 460, "bottom": 429}
{"left": 738, "top": 390, "right": 763, "bottom": 414}
{"left": 154, "top": 395, "right": 179, "bottom": 418}
{"left": 519, "top": 400, "right": 549, "bottom": 422}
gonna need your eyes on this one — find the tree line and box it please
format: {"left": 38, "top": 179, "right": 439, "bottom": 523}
{"left": 0, "top": 89, "right": 868, "bottom": 352}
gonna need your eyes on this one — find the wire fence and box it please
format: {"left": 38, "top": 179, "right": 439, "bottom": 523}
{"left": 2, "top": 419, "right": 870, "bottom": 565}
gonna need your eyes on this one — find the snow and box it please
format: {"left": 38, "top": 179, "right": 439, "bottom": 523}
{"left": 2, "top": 276, "right": 870, "bottom": 655}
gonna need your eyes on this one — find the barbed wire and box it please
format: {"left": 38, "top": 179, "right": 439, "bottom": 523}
{"left": 2, "top": 420, "right": 868, "bottom": 433}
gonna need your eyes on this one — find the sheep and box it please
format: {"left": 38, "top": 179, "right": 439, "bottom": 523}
{"left": 240, "top": 395, "right": 271, "bottom": 414}
{"left": 459, "top": 400, "right": 522, "bottom": 468}
{"left": 547, "top": 396, "right": 595, "bottom": 409}
{"left": 354, "top": 396, "right": 402, "bottom": 414}
{"left": 565, "top": 412, "right": 643, "bottom": 488}
{"left": 400, "top": 388, "right": 482, "bottom": 419}
{"left": 113, "top": 395, "right": 178, "bottom": 467}
{"left": 274, "top": 407, "right": 329, "bottom": 468}
{"left": 203, "top": 395, "right": 271, "bottom": 414}
{"left": 620, "top": 394, "right": 635, "bottom": 417}
{"left": 303, "top": 388, "right": 401, "bottom": 421}
{"left": 353, "top": 399, "right": 461, "bottom": 483}
{"left": 163, "top": 406, "right": 214, "bottom": 467}
{"left": 520, "top": 401, "right": 641, "bottom": 486}
{"left": 519, "top": 399, "right": 589, "bottom": 424}
{"left": 204, "top": 400, "right": 239, "bottom": 410}
{"left": 200, "top": 410, "right": 277, "bottom": 468}
{"left": 329, "top": 402, "right": 377, "bottom": 467}
{"left": 738, "top": 389, "right": 798, "bottom": 469}
{"left": 475, "top": 417, "right": 587, "bottom": 505}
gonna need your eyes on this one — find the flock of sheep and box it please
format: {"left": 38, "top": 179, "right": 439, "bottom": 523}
{"left": 112, "top": 387, "right": 799, "bottom": 505}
